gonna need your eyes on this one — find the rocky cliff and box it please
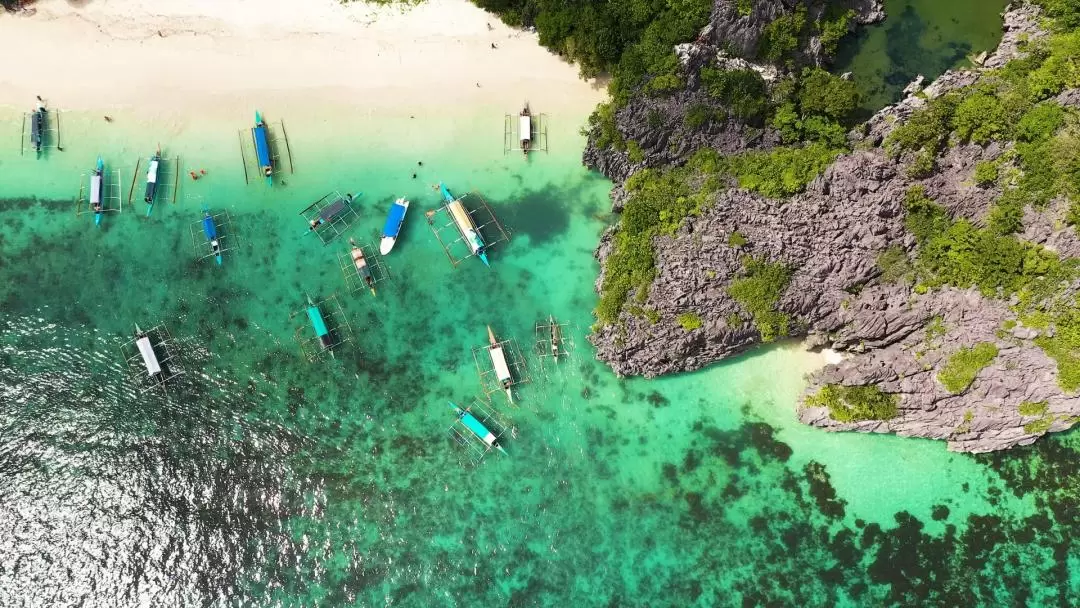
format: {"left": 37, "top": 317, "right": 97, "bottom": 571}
{"left": 584, "top": 2, "right": 1078, "bottom": 452}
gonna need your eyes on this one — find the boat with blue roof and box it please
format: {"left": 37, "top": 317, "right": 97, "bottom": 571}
{"left": 380, "top": 197, "right": 410, "bottom": 254}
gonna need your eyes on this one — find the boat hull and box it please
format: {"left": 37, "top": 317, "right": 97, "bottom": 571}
{"left": 379, "top": 237, "right": 396, "bottom": 255}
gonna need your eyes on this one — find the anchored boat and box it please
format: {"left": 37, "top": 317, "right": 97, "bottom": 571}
{"left": 133, "top": 324, "right": 164, "bottom": 381}
{"left": 90, "top": 157, "right": 104, "bottom": 226}
{"left": 306, "top": 296, "right": 334, "bottom": 351}
{"left": 202, "top": 206, "right": 223, "bottom": 265}
{"left": 449, "top": 401, "right": 506, "bottom": 455}
{"left": 487, "top": 325, "right": 514, "bottom": 403}
{"left": 144, "top": 148, "right": 161, "bottom": 216}
{"left": 349, "top": 238, "right": 377, "bottom": 295}
{"left": 380, "top": 197, "right": 410, "bottom": 254}
{"left": 519, "top": 103, "right": 532, "bottom": 159}
{"left": 253, "top": 111, "right": 273, "bottom": 185}
{"left": 30, "top": 103, "right": 45, "bottom": 157}
{"left": 440, "top": 183, "right": 489, "bottom": 266}
{"left": 549, "top": 315, "right": 562, "bottom": 359}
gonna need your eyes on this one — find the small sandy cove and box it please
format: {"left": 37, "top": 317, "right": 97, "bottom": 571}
{"left": 0, "top": 0, "right": 605, "bottom": 118}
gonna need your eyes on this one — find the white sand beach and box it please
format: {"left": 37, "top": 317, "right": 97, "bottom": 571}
{"left": 0, "top": 0, "right": 606, "bottom": 118}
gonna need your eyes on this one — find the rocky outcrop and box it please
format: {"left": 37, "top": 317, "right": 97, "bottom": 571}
{"left": 585, "top": 0, "right": 885, "bottom": 185}
{"left": 798, "top": 288, "right": 1078, "bottom": 453}
{"left": 706, "top": 0, "right": 884, "bottom": 63}
{"left": 585, "top": 3, "right": 1080, "bottom": 452}
{"left": 590, "top": 151, "right": 912, "bottom": 376}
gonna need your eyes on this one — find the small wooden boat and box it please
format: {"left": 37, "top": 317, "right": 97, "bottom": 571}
{"left": 202, "top": 206, "right": 223, "bottom": 265}
{"left": 349, "top": 238, "right": 377, "bottom": 296}
{"left": 487, "top": 325, "right": 514, "bottom": 403}
{"left": 440, "top": 183, "right": 489, "bottom": 266}
{"left": 30, "top": 102, "right": 45, "bottom": 157}
{"left": 380, "top": 197, "right": 410, "bottom": 254}
{"left": 549, "top": 315, "right": 561, "bottom": 359}
{"left": 448, "top": 401, "right": 506, "bottom": 454}
{"left": 144, "top": 147, "right": 161, "bottom": 216}
{"left": 252, "top": 110, "right": 273, "bottom": 185}
{"left": 519, "top": 103, "right": 532, "bottom": 159}
{"left": 90, "top": 157, "right": 104, "bottom": 226}
{"left": 306, "top": 296, "right": 333, "bottom": 350}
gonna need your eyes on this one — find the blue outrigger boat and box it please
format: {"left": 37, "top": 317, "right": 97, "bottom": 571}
{"left": 448, "top": 401, "right": 506, "bottom": 455}
{"left": 144, "top": 147, "right": 161, "bottom": 216}
{"left": 306, "top": 296, "right": 333, "bottom": 351}
{"left": 201, "top": 206, "right": 223, "bottom": 265}
{"left": 90, "top": 157, "right": 104, "bottom": 226}
{"left": 30, "top": 103, "right": 45, "bottom": 158}
{"left": 439, "top": 183, "right": 489, "bottom": 266}
{"left": 252, "top": 111, "right": 273, "bottom": 185}
{"left": 380, "top": 197, "right": 410, "bottom": 254}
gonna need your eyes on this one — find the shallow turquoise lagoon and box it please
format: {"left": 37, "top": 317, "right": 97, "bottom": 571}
{"left": 0, "top": 105, "right": 1078, "bottom": 606}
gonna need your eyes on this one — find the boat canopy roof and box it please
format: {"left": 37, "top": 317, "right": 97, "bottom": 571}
{"left": 490, "top": 345, "right": 512, "bottom": 381}
{"left": 307, "top": 305, "right": 329, "bottom": 337}
{"left": 136, "top": 335, "right": 162, "bottom": 376}
{"left": 253, "top": 125, "right": 271, "bottom": 166}
{"left": 447, "top": 199, "right": 476, "bottom": 233}
{"left": 202, "top": 215, "right": 217, "bottom": 239}
{"left": 519, "top": 115, "right": 531, "bottom": 141}
{"left": 146, "top": 159, "right": 159, "bottom": 183}
{"left": 90, "top": 174, "right": 103, "bottom": 204}
{"left": 320, "top": 199, "right": 347, "bottom": 222}
{"left": 382, "top": 201, "right": 407, "bottom": 237}
{"left": 460, "top": 411, "right": 497, "bottom": 446}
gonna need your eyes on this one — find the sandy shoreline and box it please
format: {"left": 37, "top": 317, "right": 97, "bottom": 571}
{"left": 0, "top": 0, "right": 606, "bottom": 119}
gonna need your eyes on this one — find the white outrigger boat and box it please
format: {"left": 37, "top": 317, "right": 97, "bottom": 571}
{"left": 487, "top": 325, "right": 514, "bottom": 403}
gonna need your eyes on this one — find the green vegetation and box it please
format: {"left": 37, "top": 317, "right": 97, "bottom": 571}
{"left": 925, "top": 316, "right": 947, "bottom": 341}
{"left": 876, "top": 245, "right": 912, "bottom": 284}
{"left": 677, "top": 312, "right": 704, "bottom": 331}
{"left": 758, "top": 6, "right": 806, "bottom": 63}
{"left": 903, "top": 186, "right": 952, "bottom": 244}
{"left": 595, "top": 153, "right": 719, "bottom": 325}
{"left": 1019, "top": 400, "right": 1049, "bottom": 417}
{"left": 974, "top": 160, "right": 999, "bottom": 186}
{"left": 684, "top": 104, "right": 723, "bottom": 129}
{"left": 699, "top": 68, "right": 770, "bottom": 122}
{"left": 724, "top": 143, "right": 842, "bottom": 198}
{"left": 475, "top": 0, "right": 714, "bottom": 104}
{"left": 728, "top": 231, "right": 749, "bottom": 247}
{"left": 1024, "top": 414, "right": 1056, "bottom": 434}
{"left": 727, "top": 258, "right": 793, "bottom": 341}
{"left": 1033, "top": 302, "right": 1080, "bottom": 392}
{"left": 806, "top": 384, "right": 899, "bottom": 423}
{"left": 937, "top": 343, "right": 999, "bottom": 394}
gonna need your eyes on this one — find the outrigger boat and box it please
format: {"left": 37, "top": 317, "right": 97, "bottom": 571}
{"left": 252, "top": 111, "right": 273, "bottom": 185}
{"left": 133, "top": 324, "right": 164, "bottom": 381}
{"left": 306, "top": 296, "right": 334, "bottom": 352}
{"left": 349, "top": 238, "right": 377, "bottom": 295}
{"left": 487, "top": 325, "right": 514, "bottom": 403}
{"left": 90, "top": 157, "right": 104, "bottom": 226}
{"left": 439, "top": 183, "right": 489, "bottom": 267}
{"left": 380, "top": 197, "right": 410, "bottom": 254}
{"left": 448, "top": 401, "right": 506, "bottom": 455}
{"left": 202, "top": 206, "right": 223, "bottom": 265}
{"left": 144, "top": 147, "right": 161, "bottom": 216}
{"left": 30, "top": 102, "right": 45, "bottom": 157}
{"left": 549, "top": 315, "right": 562, "bottom": 359}
{"left": 519, "top": 103, "right": 532, "bottom": 159}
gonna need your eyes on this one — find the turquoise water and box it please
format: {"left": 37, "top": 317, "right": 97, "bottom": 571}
{"left": 834, "top": 0, "right": 1010, "bottom": 112}
{"left": 2, "top": 105, "right": 1080, "bottom": 605}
